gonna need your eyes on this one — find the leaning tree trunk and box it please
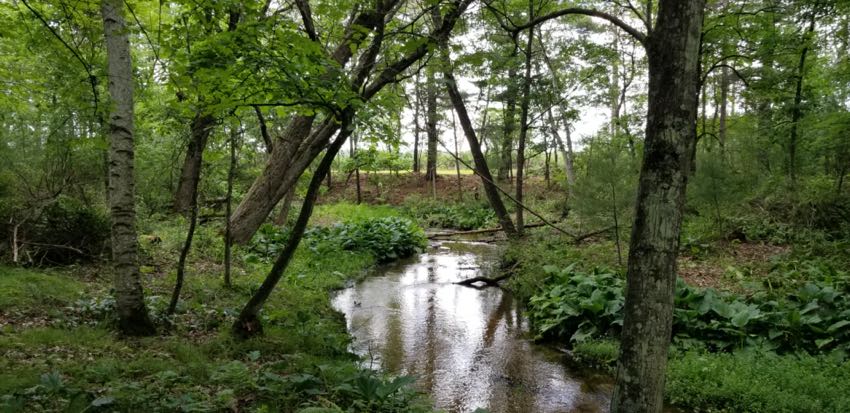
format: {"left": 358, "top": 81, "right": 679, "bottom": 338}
{"left": 611, "top": 1, "right": 705, "bottom": 412}
{"left": 226, "top": 10, "right": 385, "bottom": 244}
{"left": 101, "top": 0, "right": 155, "bottom": 336}
{"left": 424, "top": 69, "right": 439, "bottom": 182}
{"left": 441, "top": 60, "right": 517, "bottom": 238}
{"left": 173, "top": 113, "right": 215, "bottom": 213}
{"left": 233, "top": 114, "right": 354, "bottom": 339}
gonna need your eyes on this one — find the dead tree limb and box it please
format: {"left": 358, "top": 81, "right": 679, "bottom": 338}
{"left": 436, "top": 140, "right": 580, "bottom": 240}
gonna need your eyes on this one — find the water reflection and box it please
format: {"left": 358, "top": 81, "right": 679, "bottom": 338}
{"left": 332, "top": 241, "right": 610, "bottom": 413}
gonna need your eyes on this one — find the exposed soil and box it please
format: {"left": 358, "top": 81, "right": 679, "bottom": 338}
{"left": 678, "top": 242, "right": 790, "bottom": 291}
{"left": 319, "top": 171, "right": 558, "bottom": 206}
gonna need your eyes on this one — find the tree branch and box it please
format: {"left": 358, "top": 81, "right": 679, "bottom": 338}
{"left": 294, "top": 0, "right": 319, "bottom": 42}
{"left": 506, "top": 6, "right": 647, "bottom": 45}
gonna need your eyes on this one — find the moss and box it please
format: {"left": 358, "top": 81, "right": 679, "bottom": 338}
{"left": 0, "top": 267, "right": 85, "bottom": 311}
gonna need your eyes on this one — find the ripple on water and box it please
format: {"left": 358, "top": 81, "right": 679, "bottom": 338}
{"left": 331, "top": 241, "right": 611, "bottom": 413}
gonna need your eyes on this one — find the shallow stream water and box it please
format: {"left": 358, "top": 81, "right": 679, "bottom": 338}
{"left": 332, "top": 240, "right": 612, "bottom": 413}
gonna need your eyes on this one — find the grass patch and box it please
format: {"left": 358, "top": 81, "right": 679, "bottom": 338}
{"left": 0, "top": 209, "right": 433, "bottom": 412}
{"left": 312, "top": 202, "right": 401, "bottom": 226}
{"left": 570, "top": 340, "right": 850, "bottom": 412}
{"left": 666, "top": 350, "right": 850, "bottom": 412}
{"left": 0, "top": 267, "right": 85, "bottom": 311}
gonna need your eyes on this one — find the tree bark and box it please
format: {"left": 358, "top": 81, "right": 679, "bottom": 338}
{"left": 227, "top": 9, "right": 385, "bottom": 244}
{"left": 611, "top": 1, "right": 705, "bottom": 412}
{"left": 413, "top": 75, "right": 422, "bottom": 173}
{"left": 425, "top": 69, "right": 439, "bottom": 181}
{"left": 515, "top": 15, "right": 535, "bottom": 235}
{"left": 788, "top": 14, "right": 816, "bottom": 184}
{"left": 233, "top": 114, "right": 353, "bottom": 339}
{"left": 101, "top": 0, "right": 155, "bottom": 336}
{"left": 224, "top": 124, "right": 238, "bottom": 288}
{"left": 499, "top": 65, "right": 518, "bottom": 181}
{"left": 441, "top": 64, "right": 517, "bottom": 238}
{"left": 174, "top": 113, "right": 215, "bottom": 213}
{"left": 718, "top": 66, "right": 729, "bottom": 153}
{"left": 274, "top": 188, "right": 296, "bottom": 226}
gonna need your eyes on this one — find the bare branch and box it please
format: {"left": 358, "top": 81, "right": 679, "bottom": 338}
{"left": 505, "top": 5, "right": 647, "bottom": 45}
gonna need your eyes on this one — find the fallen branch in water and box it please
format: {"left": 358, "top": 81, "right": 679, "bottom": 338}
{"left": 429, "top": 222, "right": 547, "bottom": 239}
{"left": 430, "top": 223, "right": 614, "bottom": 245}
{"left": 455, "top": 272, "right": 512, "bottom": 287}
{"left": 455, "top": 261, "right": 519, "bottom": 288}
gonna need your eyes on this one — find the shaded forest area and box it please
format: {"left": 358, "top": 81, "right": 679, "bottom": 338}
{"left": 1, "top": 0, "right": 849, "bottom": 412}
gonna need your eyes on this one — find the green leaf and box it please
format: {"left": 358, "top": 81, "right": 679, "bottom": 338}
{"left": 827, "top": 320, "right": 850, "bottom": 333}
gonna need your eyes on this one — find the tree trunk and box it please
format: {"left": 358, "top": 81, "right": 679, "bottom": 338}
{"left": 274, "top": 188, "right": 296, "bottom": 226}
{"left": 168, "top": 187, "right": 199, "bottom": 315}
{"left": 441, "top": 57, "right": 517, "bottom": 238}
{"left": 224, "top": 124, "right": 238, "bottom": 288}
{"left": 425, "top": 69, "right": 439, "bottom": 182}
{"left": 718, "top": 66, "right": 729, "bottom": 153}
{"left": 233, "top": 114, "right": 354, "bottom": 339}
{"left": 610, "top": 34, "right": 621, "bottom": 136}
{"left": 788, "top": 14, "right": 816, "bottom": 184}
{"left": 227, "top": 9, "right": 386, "bottom": 244}
{"left": 174, "top": 113, "right": 215, "bottom": 213}
{"left": 515, "top": 17, "right": 535, "bottom": 235}
{"left": 611, "top": 1, "right": 705, "bottom": 412}
{"left": 413, "top": 76, "right": 422, "bottom": 174}
{"left": 547, "top": 109, "right": 576, "bottom": 194}
{"left": 543, "top": 133, "right": 551, "bottom": 188}
{"left": 499, "top": 65, "right": 518, "bottom": 182}
{"left": 452, "top": 110, "right": 462, "bottom": 201}
{"left": 101, "top": 0, "right": 155, "bottom": 336}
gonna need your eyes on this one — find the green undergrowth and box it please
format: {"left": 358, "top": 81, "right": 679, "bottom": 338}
{"left": 502, "top": 231, "right": 623, "bottom": 301}
{"left": 1, "top": 204, "right": 435, "bottom": 412}
{"left": 571, "top": 340, "right": 850, "bottom": 413}
{"left": 402, "top": 196, "right": 497, "bottom": 230}
{"left": 525, "top": 262, "right": 850, "bottom": 354}
{"left": 249, "top": 216, "right": 426, "bottom": 264}
{"left": 0, "top": 267, "right": 87, "bottom": 312}
{"left": 312, "top": 202, "right": 402, "bottom": 226}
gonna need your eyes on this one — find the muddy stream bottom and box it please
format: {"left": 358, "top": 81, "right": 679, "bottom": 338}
{"left": 332, "top": 241, "right": 612, "bottom": 413}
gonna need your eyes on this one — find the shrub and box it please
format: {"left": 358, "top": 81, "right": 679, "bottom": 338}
{"left": 249, "top": 217, "right": 426, "bottom": 264}
{"left": 306, "top": 217, "right": 427, "bottom": 263}
{"left": 526, "top": 265, "right": 624, "bottom": 342}
{"left": 527, "top": 264, "right": 850, "bottom": 354}
{"left": 5, "top": 196, "right": 110, "bottom": 265}
{"left": 402, "top": 197, "right": 496, "bottom": 230}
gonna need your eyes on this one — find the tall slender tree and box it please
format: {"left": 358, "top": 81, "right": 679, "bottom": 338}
{"left": 505, "top": 1, "right": 706, "bottom": 410}
{"left": 101, "top": 0, "right": 155, "bottom": 336}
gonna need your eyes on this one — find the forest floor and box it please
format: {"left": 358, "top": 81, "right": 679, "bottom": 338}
{"left": 2, "top": 177, "right": 848, "bottom": 412}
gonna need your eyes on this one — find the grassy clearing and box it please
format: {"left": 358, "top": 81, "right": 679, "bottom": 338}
{"left": 0, "top": 204, "right": 435, "bottom": 412}
{"left": 0, "top": 267, "right": 87, "bottom": 312}
{"left": 570, "top": 340, "right": 850, "bottom": 413}
{"left": 505, "top": 214, "right": 850, "bottom": 412}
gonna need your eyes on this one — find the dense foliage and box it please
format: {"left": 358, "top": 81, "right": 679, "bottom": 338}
{"left": 250, "top": 217, "right": 426, "bottom": 264}
{"left": 527, "top": 263, "right": 850, "bottom": 354}
{"left": 402, "top": 198, "right": 497, "bottom": 230}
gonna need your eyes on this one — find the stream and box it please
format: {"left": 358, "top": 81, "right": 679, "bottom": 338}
{"left": 332, "top": 240, "right": 612, "bottom": 413}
